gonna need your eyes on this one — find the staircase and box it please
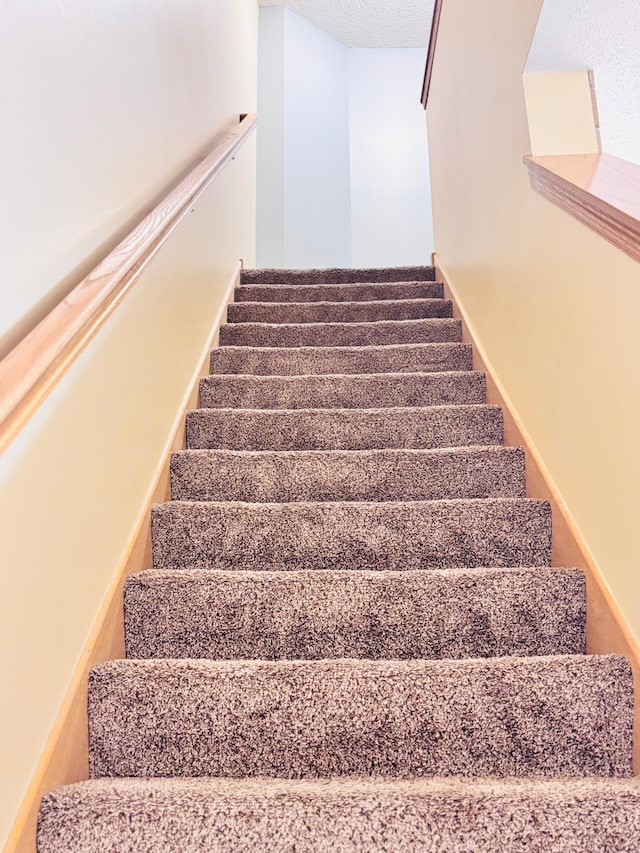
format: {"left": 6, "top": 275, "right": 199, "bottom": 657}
{"left": 38, "top": 265, "right": 640, "bottom": 851}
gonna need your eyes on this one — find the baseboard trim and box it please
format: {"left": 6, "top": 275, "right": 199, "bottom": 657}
{"left": 434, "top": 251, "right": 640, "bottom": 772}
{"left": 3, "top": 261, "right": 241, "bottom": 853}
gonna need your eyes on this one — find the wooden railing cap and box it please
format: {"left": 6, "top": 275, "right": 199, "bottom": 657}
{"left": 0, "top": 113, "right": 257, "bottom": 457}
{"left": 421, "top": 0, "right": 443, "bottom": 108}
{"left": 524, "top": 152, "right": 640, "bottom": 264}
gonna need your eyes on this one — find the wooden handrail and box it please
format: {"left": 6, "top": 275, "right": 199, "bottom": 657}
{"left": 0, "top": 113, "right": 257, "bottom": 456}
{"left": 524, "top": 153, "right": 640, "bottom": 264}
{"left": 421, "top": 0, "right": 443, "bottom": 108}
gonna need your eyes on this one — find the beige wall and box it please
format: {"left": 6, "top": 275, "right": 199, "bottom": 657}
{"left": 0, "top": 2, "right": 257, "bottom": 846}
{"left": 526, "top": 0, "right": 640, "bottom": 165}
{"left": 0, "top": 0, "right": 258, "bottom": 358}
{"left": 427, "top": 0, "right": 640, "bottom": 642}
{"left": 523, "top": 70, "right": 600, "bottom": 155}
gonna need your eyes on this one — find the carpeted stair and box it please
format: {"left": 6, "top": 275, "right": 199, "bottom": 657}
{"left": 186, "top": 403, "right": 505, "bottom": 451}
{"left": 219, "top": 316, "right": 462, "bottom": 347}
{"left": 226, "top": 297, "right": 453, "bottom": 324}
{"left": 169, "top": 446, "right": 527, "bottom": 502}
{"left": 38, "top": 265, "right": 640, "bottom": 851}
{"left": 198, "top": 369, "right": 487, "bottom": 409}
{"left": 209, "top": 341, "right": 473, "bottom": 375}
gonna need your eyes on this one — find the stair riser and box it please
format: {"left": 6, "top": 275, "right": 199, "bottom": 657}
{"left": 185, "top": 406, "right": 504, "bottom": 451}
{"left": 124, "top": 567, "right": 586, "bottom": 660}
{"left": 151, "top": 500, "right": 552, "bottom": 572}
{"left": 227, "top": 300, "right": 452, "bottom": 324}
{"left": 209, "top": 343, "right": 473, "bottom": 375}
{"left": 198, "top": 373, "right": 486, "bottom": 410}
{"left": 240, "top": 266, "right": 436, "bottom": 285}
{"left": 88, "top": 657, "right": 632, "bottom": 778}
{"left": 219, "top": 319, "right": 462, "bottom": 348}
{"left": 235, "top": 281, "right": 445, "bottom": 303}
{"left": 37, "top": 778, "right": 640, "bottom": 853}
{"left": 170, "top": 448, "right": 526, "bottom": 503}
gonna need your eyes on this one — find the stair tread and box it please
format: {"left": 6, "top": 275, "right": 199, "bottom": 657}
{"left": 232, "top": 297, "right": 449, "bottom": 305}
{"left": 38, "top": 776, "right": 640, "bottom": 853}
{"left": 124, "top": 565, "right": 585, "bottom": 660}
{"left": 173, "top": 445, "right": 513, "bottom": 458}
{"left": 43, "top": 774, "right": 640, "bottom": 797}
{"left": 87, "top": 655, "right": 632, "bottom": 779}
{"left": 170, "top": 446, "right": 526, "bottom": 502}
{"left": 157, "top": 496, "right": 548, "bottom": 505}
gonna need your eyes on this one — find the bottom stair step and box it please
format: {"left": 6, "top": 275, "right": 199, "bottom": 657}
{"left": 88, "top": 656, "right": 632, "bottom": 779}
{"left": 39, "top": 776, "right": 640, "bottom": 853}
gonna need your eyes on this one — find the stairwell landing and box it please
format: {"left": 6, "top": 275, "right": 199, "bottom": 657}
{"left": 37, "top": 266, "right": 640, "bottom": 851}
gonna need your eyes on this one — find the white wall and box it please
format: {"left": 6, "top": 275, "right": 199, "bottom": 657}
{"left": 284, "top": 10, "right": 352, "bottom": 269}
{"left": 257, "top": 6, "right": 351, "bottom": 269}
{"left": 257, "top": 8, "right": 286, "bottom": 267}
{"left": 0, "top": 2, "right": 257, "bottom": 846}
{"left": 526, "top": 0, "right": 640, "bottom": 164}
{"left": 349, "top": 49, "right": 433, "bottom": 267}
{"left": 257, "top": 9, "right": 433, "bottom": 269}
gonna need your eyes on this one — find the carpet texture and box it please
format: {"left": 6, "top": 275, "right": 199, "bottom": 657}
{"left": 219, "top": 317, "right": 462, "bottom": 348}
{"left": 227, "top": 298, "right": 453, "bottom": 324}
{"left": 151, "top": 498, "right": 552, "bottom": 572}
{"left": 185, "top": 405, "right": 505, "bottom": 450}
{"left": 124, "top": 567, "right": 585, "bottom": 660}
{"left": 239, "top": 265, "right": 436, "bottom": 284}
{"left": 198, "top": 371, "right": 486, "bottom": 410}
{"left": 170, "top": 447, "right": 526, "bottom": 502}
{"left": 209, "top": 342, "right": 473, "bottom": 375}
{"left": 39, "top": 264, "right": 639, "bottom": 850}
{"left": 37, "top": 777, "right": 640, "bottom": 853}
{"left": 88, "top": 656, "right": 632, "bottom": 779}
{"left": 235, "top": 280, "right": 444, "bottom": 303}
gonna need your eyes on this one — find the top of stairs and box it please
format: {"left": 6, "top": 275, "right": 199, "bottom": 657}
{"left": 240, "top": 265, "right": 436, "bottom": 285}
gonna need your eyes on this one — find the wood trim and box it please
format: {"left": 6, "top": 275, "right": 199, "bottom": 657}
{"left": 421, "top": 0, "right": 443, "bottom": 108}
{"left": 2, "top": 263, "right": 240, "bottom": 853}
{"left": 587, "top": 70, "right": 602, "bottom": 153}
{"left": 434, "top": 252, "right": 640, "bottom": 773}
{"left": 0, "top": 114, "right": 257, "bottom": 459}
{"left": 524, "top": 152, "right": 640, "bottom": 263}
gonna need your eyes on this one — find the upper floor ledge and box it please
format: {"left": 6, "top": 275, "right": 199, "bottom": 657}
{"left": 524, "top": 153, "right": 640, "bottom": 264}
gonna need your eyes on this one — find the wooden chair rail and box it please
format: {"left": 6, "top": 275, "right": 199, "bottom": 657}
{"left": 524, "top": 152, "right": 640, "bottom": 264}
{"left": 421, "top": 0, "right": 443, "bottom": 108}
{"left": 0, "top": 113, "right": 257, "bottom": 457}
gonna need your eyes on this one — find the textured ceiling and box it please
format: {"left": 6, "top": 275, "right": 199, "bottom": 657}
{"left": 526, "top": 0, "right": 640, "bottom": 164}
{"left": 258, "top": 0, "right": 435, "bottom": 48}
